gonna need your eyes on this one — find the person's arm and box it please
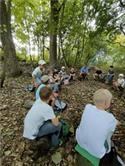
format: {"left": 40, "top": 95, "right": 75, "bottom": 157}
{"left": 116, "top": 120, "right": 121, "bottom": 126}
{"left": 32, "top": 75, "right": 39, "bottom": 88}
{"left": 80, "top": 67, "right": 83, "bottom": 74}
{"left": 51, "top": 116, "right": 60, "bottom": 126}
{"left": 32, "top": 68, "right": 40, "bottom": 88}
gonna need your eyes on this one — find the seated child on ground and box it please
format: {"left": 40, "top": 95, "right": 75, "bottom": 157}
{"left": 52, "top": 69, "right": 61, "bottom": 90}
{"left": 105, "top": 66, "right": 114, "bottom": 84}
{"left": 47, "top": 69, "right": 61, "bottom": 92}
{"left": 76, "top": 89, "right": 118, "bottom": 161}
{"left": 53, "top": 69, "right": 61, "bottom": 82}
{"left": 35, "top": 75, "right": 65, "bottom": 112}
{"left": 59, "top": 66, "right": 66, "bottom": 78}
{"left": 59, "top": 66, "right": 69, "bottom": 84}
{"left": 69, "top": 68, "right": 76, "bottom": 81}
{"left": 35, "top": 74, "right": 59, "bottom": 101}
{"left": 93, "top": 67, "right": 103, "bottom": 80}
{"left": 113, "top": 74, "right": 125, "bottom": 91}
{"left": 48, "top": 69, "right": 60, "bottom": 84}
{"left": 35, "top": 75, "right": 50, "bottom": 100}
{"left": 79, "top": 65, "right": 89, "bottom": 80}
{"left": 23, "top": 87, "right": 62, "bottom": 148}
{"left": 32, "top": 60, "right": 46, "bottom": 88}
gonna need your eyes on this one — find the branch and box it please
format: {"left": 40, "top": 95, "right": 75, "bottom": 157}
{"left": 112, "top": 41, "right": 125, "bottom": 48}
{"left": 106, "top": 39, "right": 125, "bottom": 48}
{"left": 43, "top": 46, "right": 49, "bottom": 50}
{"left": 58, "top": 0, "right": 67, "bottom": 12}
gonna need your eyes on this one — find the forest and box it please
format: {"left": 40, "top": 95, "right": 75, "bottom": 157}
{"left": 0, "top": 0, "right": 125, "bottom": 166}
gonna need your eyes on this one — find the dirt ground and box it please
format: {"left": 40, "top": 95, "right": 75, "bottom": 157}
{"left": 0, "top": 70, "right": 125, "bottom": 165}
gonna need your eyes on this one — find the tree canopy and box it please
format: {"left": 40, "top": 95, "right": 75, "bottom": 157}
{"left": 0, "top": 0, "right": 125, "bottom": 68}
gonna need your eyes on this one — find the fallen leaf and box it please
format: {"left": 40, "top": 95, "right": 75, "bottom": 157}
{"left": 52, "top": 152, "right": 62, "bottom": 164}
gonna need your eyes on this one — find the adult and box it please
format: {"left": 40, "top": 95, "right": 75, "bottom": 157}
{"left": 32, "top": 60, "right": 46, "bottom": 88}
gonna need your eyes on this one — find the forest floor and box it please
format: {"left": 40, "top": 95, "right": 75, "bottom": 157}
{"left": 0, "top": 64, "right": 125, "bottom": 166}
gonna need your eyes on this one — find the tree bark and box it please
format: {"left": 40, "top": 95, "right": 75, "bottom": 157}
{"left": 42, "top": 36, "right": 45, "bottom": 60}
{"left": 0, "top": 0, "right": 21, "bottom": 77}
{"left": 50, "top": 0, "right": 59, "bottom": 68}
{"left": 0, "top": 56, "right": 6, "bottom": 88}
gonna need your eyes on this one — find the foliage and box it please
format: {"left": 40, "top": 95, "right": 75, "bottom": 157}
{"left": 9, "top": 0, "right": 125, "bottom": 67}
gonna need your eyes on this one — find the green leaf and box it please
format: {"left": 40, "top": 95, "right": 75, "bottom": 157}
{"left": 52, "top": 152, "right": 62, "bottom": 165}
{"left": 69, "top": 126, "right": 74, "bottom": 134}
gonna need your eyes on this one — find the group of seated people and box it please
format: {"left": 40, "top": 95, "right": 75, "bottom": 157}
{"left": 31, "top": 60, "right": 77, "bottom": 114}
{"left": 94, "top": 66, "right": 125, "bottom": 94}
{"left": 80, "top": 65, "right": 115, "bottom": 83}
{"left": 32, "top": 60, "right": 76, "bottom": 88}
{"left": 23, "top": 60, "right": 124, "bottom": 165}
{"left": 23, "top": 60, "right": 76, "bottom": 149}
{"left": 93, "top": 65, "right": 115, "bottom": 84}
{"left": 79, "top": 64, "right": 125, "bottom": 95}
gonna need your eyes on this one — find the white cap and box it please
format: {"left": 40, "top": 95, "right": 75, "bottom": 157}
{"left": 119, "top": 74, "right": 124, "bottom": 77}
{"left": 61, "top": 66, "right": 65, "bottom": 69}
{"left": 38, "top": 60, "right": 46, "bottom": 65}
{"left": 41, "top": 75, "right": 49, "bottom": 83}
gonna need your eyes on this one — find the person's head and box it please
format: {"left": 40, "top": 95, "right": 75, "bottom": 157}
{"left": 118, "top": 73, "right": 124, "bottom": 79}
{"left": 70, "top": 68, "right": 75, "bottom": 72}
{"left": 109, "top": 65, "right": 113, "bottom": 70}
{"left": 41, "top": 75, "right": 50, "bottom": 84}
{"left": 53, "top": 73, "right": 58, "bottom": 79}
{"left": 39, "top": 86, "right": 53, "bottom": 102}
{"left": 93, "top": 89, "right": 112, "bottom": 110}
{"left": 61, "top": 66, "right": 65, "bottom": 71}
{"left": 38, "top": 60, "right": 46, "bottom": 69}
{"left": 53, "top": 69, "right": 59, "bottom": 78}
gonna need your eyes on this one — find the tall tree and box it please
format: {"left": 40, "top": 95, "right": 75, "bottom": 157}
{"left": 0, "top": 0, "right": 21, "bottom": 77}
{"left": 50, "top": 0, "right": 59, "bottom": 68}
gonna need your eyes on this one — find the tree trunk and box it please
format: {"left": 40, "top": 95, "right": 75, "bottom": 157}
{"left": 0, "top": 56, "right": 6, "bottom": 88}
{"left": 50, "top": 0, "right": 59, "bottom": 68}
{"left": 42, "top": 36, "right": 45, "bottom": 60}
{"left": 0, "top": 0, "right": 21, "bottom": 77}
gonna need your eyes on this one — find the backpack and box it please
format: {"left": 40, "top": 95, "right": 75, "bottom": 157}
{"left": 61, "top": 120, "right": 70, "bottom": 137}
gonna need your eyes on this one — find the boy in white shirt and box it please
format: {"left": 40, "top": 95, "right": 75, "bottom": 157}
{"left": 23, "top": 86, "right": 62, "bottom": 148}
{"left": 76, "top": 89, "right": 117, "bottom": 160}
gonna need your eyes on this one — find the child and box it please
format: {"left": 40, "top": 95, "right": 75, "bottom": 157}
{"left": 59, "top": 66, "right": 70, "bottom": 85}
{"left": 59, "top": 66, "right": 66, "bottom": 78}
{"left": 79, "top": 65, "right": 89, "bottom": 80}
{"left": 69, "top": 68, "right": 76, "bottom": 81}
{"left": 76, "top": 89, "right": 117, "bottom": 161}
{"left": 32, "top": 60, "right": 46, "bottom": 88}
{"left": 35, "top": 75, "right": 65, "bottom": 113}
{"left": 105, "top": 66, "right": 114, "bottom": 84}
{"left": 53, "top": 71, "right": 61, "bottom": 83}
{"left": 113, "top": 74, "right": 125, "bottom": 91}
{"left": 93, "top": 67, "right": 103, "bottom": 81}
{"left": 35, "top": 75, "right": 50, "bottom": 100}
{"left": 23, "top": 87, "right": 62, "bottom": 148}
